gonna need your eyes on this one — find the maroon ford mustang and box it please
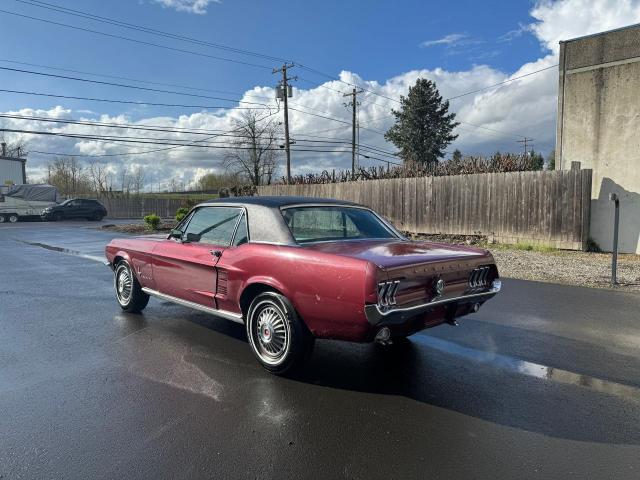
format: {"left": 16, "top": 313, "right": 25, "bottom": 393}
{"left": 106, "top": 196, "right": 501, "bottom": 374}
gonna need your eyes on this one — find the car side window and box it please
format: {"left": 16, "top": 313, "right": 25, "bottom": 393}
{"left": 183, "top": 207, "right": 242, "bottom": 245}
{"left": 232, "top": 213, "right": 249, "bottom": 246}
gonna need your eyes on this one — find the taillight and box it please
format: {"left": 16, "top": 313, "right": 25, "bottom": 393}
{"left": 469, "top": 266, "right": 491, "bottom": 288}
{"left": 377, "top": 280, "right": 400, "bottom": 308}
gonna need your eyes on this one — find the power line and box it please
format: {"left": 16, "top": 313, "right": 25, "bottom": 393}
{"left": 0, "top": 8, "right": 273, "bottom": 70}
{"left": 0, "top": 88, "right": 271, "bottom": 111}
{"left": 24, "top": 110, "right": 281, "bottom": 158}
{"left": 0, "top": 66, "right": 268, "bottom": 106}
{"left": 2, "top": 127, "right": 388, "bottom": 154}
{"left": 0, "top": 58, "right": 274, "bottom": 101}
{"left": 0, "top": 114, "right": 398, "bottom": 153}
{"left": 12, "top": 0, "right": 290, "bottom": 63}
{"left": 446, "top": 64, "right": 559, "bottom": 101}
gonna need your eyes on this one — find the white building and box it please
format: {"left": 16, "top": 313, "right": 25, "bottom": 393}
{"left": 0, "top": 155, "right": 27, "bottom": 186}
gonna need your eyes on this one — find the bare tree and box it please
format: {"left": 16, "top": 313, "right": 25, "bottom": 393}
{"left": 0, "top": 133, "right": 28, "bottom": 158}
{"left": 119, "top": 167, "right": 131, "bottom": 197}
{"left": 223, "top": 110, "right": 281, "bottom": 186}
{"left": 131, "top": 165, "right": 145, "bottom": 195}
{"left": 45, "top": 157, "right": 92, "bottom": 195}
{"left": 88, "top": 162, "right": 110, "bottom": 197}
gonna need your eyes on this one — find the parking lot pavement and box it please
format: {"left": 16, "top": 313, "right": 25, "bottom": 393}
{"left": 1, "top": 221, "right": 640, "bottom": 479}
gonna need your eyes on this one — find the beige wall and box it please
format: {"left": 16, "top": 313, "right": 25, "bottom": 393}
{"left": 557, "top": 26, "right": 640, "bottom": 253}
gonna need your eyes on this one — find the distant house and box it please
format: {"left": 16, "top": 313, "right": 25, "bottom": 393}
{"left": 0, "top": 143, "right": 27, "bottom": 185}
{"left": 556, "top": 24, "right": 640, "bottom": 254}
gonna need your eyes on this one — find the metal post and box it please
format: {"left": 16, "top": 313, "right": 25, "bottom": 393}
{"left": 609, "top": 192, "right": 620, "bottom": 286}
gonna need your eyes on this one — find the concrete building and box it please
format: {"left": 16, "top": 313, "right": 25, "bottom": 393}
{"left": 557, "top": 24, "right": 640, "bottom": 253}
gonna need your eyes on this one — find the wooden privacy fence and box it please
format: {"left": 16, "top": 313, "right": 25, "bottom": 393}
{"left": 258, "top": 167, "right": 593, "bottom": 250}
{"left": 99, "top": 197, "right": 185, "bottom": 219}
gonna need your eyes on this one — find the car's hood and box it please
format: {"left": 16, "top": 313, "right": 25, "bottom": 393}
{"left": 303, "top": 239, "right": 490, "bottom": 269}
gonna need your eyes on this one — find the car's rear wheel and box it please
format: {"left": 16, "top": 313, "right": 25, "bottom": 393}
{"left": 8, "top": 214, "right": 18, "bottom": 223}
{"left": 0, "top": 215, "right": 6, "bottom": 223}
{"left": 246, "top": 291, "right": 314, "bottom": 375}
{"left": 114, "top": 261, "right": 149, "bottom": 313}
{"left": 91, "top": 211, "right": 104, "bottom": 221}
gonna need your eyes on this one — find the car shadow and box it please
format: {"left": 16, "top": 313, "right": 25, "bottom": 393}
{"left": 151, "top": 305, "right": 640, "bottom": 446}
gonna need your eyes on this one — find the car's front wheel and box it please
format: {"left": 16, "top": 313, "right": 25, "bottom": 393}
{"left": 114, "top": 261, "right": 149, "bottom": 313}
{"left": 246, "top": 291, "right": 314, "bottom": 375}
{"left": 53, "top": 211, "right": 63, "bottom": 221}
{"left": 7, "top": 214, "right": 18, "bottom": 223}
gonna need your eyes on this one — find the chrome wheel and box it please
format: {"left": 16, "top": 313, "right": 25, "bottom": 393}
{"left": 0, "top": 215, "right": 5, "bottom": 223}
{"left": 8, "top": 214, "right": 18, "bottom": 223}
{"left": 115, "top": 264, "right": 133, "bottom": 306}
{"left": 250, "top": 301, "right": 290, "bottom": 366}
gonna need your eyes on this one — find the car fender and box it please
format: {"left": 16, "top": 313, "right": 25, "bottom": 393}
{"left": 108, "top": 249, "right": 133, "bottom": 269}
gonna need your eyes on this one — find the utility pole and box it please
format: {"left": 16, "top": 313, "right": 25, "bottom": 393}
{"left": 273, "top": 63, "right": 296, "bottom": 182}
{"left": 516, "top": 137, "right": 534, "bottom": 156}
{"left": 343, "top": 87, "right": 364, "bottom": 176}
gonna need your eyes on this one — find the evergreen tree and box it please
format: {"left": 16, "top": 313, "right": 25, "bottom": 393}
{"left": 385, "top": 78, "right": 459, "bottom": 165}
{"left": 547, "top": 149, "right": 556, "bottom": 170}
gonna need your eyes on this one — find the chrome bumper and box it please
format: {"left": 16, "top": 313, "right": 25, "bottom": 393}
{"left": 365, "top": 280, "right": 502, "bottom": 326}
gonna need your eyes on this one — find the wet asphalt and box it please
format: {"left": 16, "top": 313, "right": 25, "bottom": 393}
{"left": 1, "top": 220, "right": 640, "bottom": 479}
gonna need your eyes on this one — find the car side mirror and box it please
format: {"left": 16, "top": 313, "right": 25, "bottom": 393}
{"left": 184, "top": 232, "right": 200, "bottom": 243}
{"left": 169, "top": 229, "right": 183, "bottom": 241}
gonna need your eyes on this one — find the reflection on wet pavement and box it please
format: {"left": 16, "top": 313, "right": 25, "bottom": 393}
{"left": 414, "top": 334, "right": 640, "bottom": 403}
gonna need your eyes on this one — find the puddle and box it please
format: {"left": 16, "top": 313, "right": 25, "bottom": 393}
{"left": 18, "top": 240, "right": 108, "bottom": 264}
{"left": 414, "top": 334, "right": 640, "bottom": 403}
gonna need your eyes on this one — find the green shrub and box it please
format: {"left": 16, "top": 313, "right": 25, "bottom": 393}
{"left": 175, "top": 207, "right": 189, "bottom": 222}
{"left": 143, "top": 214, "right": 161, "bottom": 231}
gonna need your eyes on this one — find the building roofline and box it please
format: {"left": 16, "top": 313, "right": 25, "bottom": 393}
{"left": 560, "top": 22, "right": 640, "bottom": 44}
{"left": 0, "top": 155, "right": 27, "bottom": 163}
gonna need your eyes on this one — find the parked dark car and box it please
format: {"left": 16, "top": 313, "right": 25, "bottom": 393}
{"left": 105, "top": 196, "right": 501, "bottom": 374}
{"left": 42, "top": 198, "right": 107, "bottom": 221}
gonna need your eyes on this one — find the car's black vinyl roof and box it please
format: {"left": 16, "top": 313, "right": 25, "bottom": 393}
{"left": 200, "top": 196, "right": 362, "bottom": 208}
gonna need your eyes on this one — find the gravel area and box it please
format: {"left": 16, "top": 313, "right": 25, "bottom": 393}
{"left": 491, "top": 249, "right": 640, "bottom": 291}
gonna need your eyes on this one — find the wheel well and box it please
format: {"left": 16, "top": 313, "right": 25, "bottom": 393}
{"left": 239, "top": 283, "right": 281, "bottom": 317}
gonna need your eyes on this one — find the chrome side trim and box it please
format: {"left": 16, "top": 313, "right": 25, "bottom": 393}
{"left": 142, "top": 288, "right": 244, "bottom": 324}
{"left": 365, "top": 280, "right": 502, "bottom": 325}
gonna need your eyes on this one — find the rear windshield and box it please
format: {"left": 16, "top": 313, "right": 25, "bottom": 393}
{"left": 281, "top": 206, "right": 397, "bottom": 244}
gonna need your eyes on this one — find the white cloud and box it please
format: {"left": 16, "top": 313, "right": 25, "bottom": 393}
{"left": 529, "top": 0, "right": 640, "bottom": 54}
{"left": 152, "top": 0, "right": 219, "bottom": 15}
{"left": 6, "top": 0, "right": 640, "bottom": 189}
{"left": 420, "top": 33, "right": 474, "bottom": 48}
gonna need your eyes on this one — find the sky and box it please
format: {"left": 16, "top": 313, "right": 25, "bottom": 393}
{"left": 1, "top": 0, "right": 640, "bottom": 190}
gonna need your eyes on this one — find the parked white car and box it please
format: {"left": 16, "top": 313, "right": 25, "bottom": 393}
{"left": 0, "top": 184, "right": 59, "bottom": 223}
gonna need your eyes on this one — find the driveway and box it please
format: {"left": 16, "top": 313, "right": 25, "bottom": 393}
{"left": 1, "top": 221, "right": 639, "bottom": 479}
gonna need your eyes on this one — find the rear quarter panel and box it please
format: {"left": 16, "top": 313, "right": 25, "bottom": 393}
{"left": 217, "top": 243, "right": 375, "bottom": 340}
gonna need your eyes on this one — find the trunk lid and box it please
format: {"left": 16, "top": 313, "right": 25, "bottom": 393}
{"left": 304, "top": 239, "right": 497, "bottom": 306}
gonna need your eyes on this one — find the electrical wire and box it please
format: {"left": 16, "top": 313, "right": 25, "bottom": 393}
{"left": 0, "top": 88, "right": 271, "bottom": 111}
{"left": 0, "top": 8, "right": 273, "bottom": 70}
{"left": 12, "top": 0, "right": 290, "bottom": 63}
{"left": 0, "top": 66, "right": 268, "bottom": 106}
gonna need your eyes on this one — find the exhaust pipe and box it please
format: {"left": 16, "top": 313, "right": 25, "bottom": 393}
{"left": 375, "top": 327, "right": 392, "bottom": 345}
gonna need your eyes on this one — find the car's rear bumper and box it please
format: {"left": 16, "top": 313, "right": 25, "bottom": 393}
{"left": 364, "top": 280, "right": 502, "bottom": 327}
